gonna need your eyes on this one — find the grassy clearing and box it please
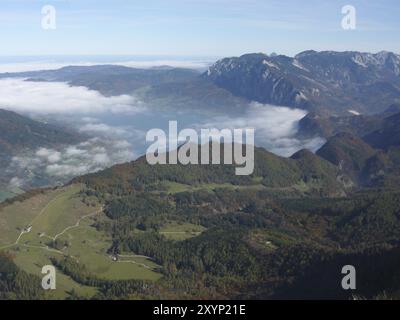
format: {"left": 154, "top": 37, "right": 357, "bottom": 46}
{"left": 249, "top": 229, "right": 299, "bottom": 251}
{"left": 0, "top": 184, "right": 162, "bottom": 298}
{"left": 10, "top": 245, "right": 97, "bottom": 299}
{"left": 21, "top": 185, "right": 100, "bottom": 244}
{"left": 159, "top": 221, "right": 206, "bottom": 241}
{"left": 57, "top": 215, "right": 162, "bottom": 281}
{"left": 0, "top": 187, "right": 69, "bottom": 247}
{"left": 162, "top": 181, "right": 265, "bottom": 194}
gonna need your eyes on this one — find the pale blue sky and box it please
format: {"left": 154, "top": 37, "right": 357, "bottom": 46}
{"left": 0, "top": 0, "right": 399, "bottom": 57}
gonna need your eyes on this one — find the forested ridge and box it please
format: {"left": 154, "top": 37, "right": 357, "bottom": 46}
{"left": 2, "top": 137, "right": 400, "bottom": 299}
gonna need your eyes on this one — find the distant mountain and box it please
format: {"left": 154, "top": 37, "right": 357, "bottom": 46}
{"left": 364, "top": 112, "right": 400, "bottom": 149}
{"left": 204, "top": 51, "right": 400, "bottom": 115}
{"left": 4, "top": 51, "right": 399, "bottom": 116}
{"left": 316, "top": 130, "right": 400, "bottom": 188}
{"left": 382, "top": 103, "right": 400, "bottom": 116}
{"left": 317, "top": 133, "right": 375, "bottom": 169}
{"left": 0, "top": 109, "right": 81, "bottom": 154}
{"left": 316, "top": 133, "right": 376, "bottom": 182}
{"left": 359, "top": 147, "right": 400, "bottom": 188}
{"left": 297, "top": 106, "right": 400, "bottom": 142}
{"left": 297, "top": 112, "right": 384, "bottom": 139}
{"left": 0, "top": 65, "right": 200, "bottom": 97}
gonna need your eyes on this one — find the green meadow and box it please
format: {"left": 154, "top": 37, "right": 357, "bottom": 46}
{"left": 0, "top": 184, "right": 162, "bottom": 299}
{"left": 159, "top": 221, "right": 206, "bottom": 241}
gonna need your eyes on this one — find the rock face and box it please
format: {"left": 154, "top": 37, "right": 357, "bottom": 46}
{"left": 204, "top": 51, "right": 400, "bottom": 115}
{"left": 204, "top": 53, "right": 309, "bottom": 109}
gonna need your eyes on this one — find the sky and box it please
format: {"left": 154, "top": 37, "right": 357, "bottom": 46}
{"left": 0, "top": 0, "right": 399, "bottom": 58}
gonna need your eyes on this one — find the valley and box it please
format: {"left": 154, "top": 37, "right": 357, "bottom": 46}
{"left": 1, "top": 0, "right": 400, "bottom": 304}
{"left": 1, "top": 50, "right": 400, "bottom": 300}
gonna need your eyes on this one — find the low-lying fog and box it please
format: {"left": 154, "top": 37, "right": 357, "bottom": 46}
{"left": 0, "top": 76, "right": 325, "bottom": 189}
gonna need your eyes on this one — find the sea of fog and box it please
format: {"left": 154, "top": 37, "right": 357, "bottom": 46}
{"left": 0, "top": 59, "right": 325, "bottom": 188}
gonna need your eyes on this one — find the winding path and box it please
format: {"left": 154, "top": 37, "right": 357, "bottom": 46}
{"left": 0, "top": 193, "right": 157, "bottom": 273}
{"left": 43, "top": 209, "right": 102, "bottom": 242}
{"left": 0, "top": 188, "right": 99, "bottom": 251}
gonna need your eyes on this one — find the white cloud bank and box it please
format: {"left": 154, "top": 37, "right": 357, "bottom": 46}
{"left": 0, "top": 78, "right": 145, "bottom": 114}
{"left": 0, "top": 75, "right": 325, "bottom": 191}
{"left": 199, "top": 102, "right": 325, "bottom": 157}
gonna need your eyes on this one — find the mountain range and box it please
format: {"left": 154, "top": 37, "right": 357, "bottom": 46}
{"left": 204, "top": 51, "right": 400, "bottom": 115}
{"left": 2, "top": 50, "right": 399, "bottom": 116}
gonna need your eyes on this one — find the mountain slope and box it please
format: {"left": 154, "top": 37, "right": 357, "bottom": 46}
{"left": 3, "top": 140, "right": 400, "bottom": 299}
{"left": 364, "top": 112, "right": 400, "bottom": 149}
{"left": 0, "top": 109, "right": 83, "bottom": 193}
{"left": 316, "top": 133, "right": 376, "bottom": 179}
{"left": 76, "top": 145, "right": 350, "bottom": 198}
{"left": 315, "top": 129, "right": 400, "bottom": 188}
{"left": 204, "top": 51, "right": 400, "bottom": 115}
{"left": 297, "top": 112, "right": 384, "bottom": 139}
{"left": 0, "top": 109, "right": 81, "bottom": 154}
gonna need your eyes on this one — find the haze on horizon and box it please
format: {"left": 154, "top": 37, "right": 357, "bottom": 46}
{"left": 0, "top": 0, "right": 398, "bottom": 190}
{"left": 0, "top": 0, "right": 399, "bottom": 58}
